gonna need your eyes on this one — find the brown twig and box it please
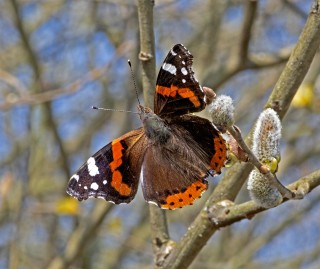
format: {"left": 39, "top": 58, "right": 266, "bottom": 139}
{"left": 266, "top": 1, "right": 320, "bottom": 118}
{"left": 227, "top": 125, "right": 296, "bottom": 199}
{"left": 207, "top": 170, "right": 319, "bottom": 227}
{"left": 0, "top": 69, "right": 27, "bottom": 94}
{"left": 137, "top": 0, "right": 156, "bottom": 107}
{"left": 202, "top": 0, "right": 290, "bottom": 90}
{"left": 283, "top": 0, "right": 308, "bottom": 19}
{"left": 204, "top": 45, "right": 291, "bottom": 91}
{"left": 239, "top": 0, "right": 258, "bottom": 62}
{"left": 224, "top": 187, "right": 319, "bottom": 267}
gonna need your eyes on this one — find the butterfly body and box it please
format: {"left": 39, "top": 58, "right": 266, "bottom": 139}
{"left": 67, "top": 44, "right": 227, "bottom": 209}
{"left": 139, "top": 105, "right": 171, "bottom": 145}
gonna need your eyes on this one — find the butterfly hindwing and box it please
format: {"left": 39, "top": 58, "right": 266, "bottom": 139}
{"left": 141, "top": 147, "right": 208, "bottom": 210}
{"left": 140, "top": 116, "right": 226, "bottom": 210}
{"left": 154, "top": 44, "right": 206, "bottom": 116}
{"left": 67, "top": 128, "right": 146, "bottom": 204}
{"left": 170, "top": 114, "right": 228, "bottom": 174}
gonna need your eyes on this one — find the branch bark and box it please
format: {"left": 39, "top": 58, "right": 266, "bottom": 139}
{"left": 137, "top": 0, "right": 171, "bottom": 267}
{"left": 207, "top": 169, "right": 320, "bottom": 227}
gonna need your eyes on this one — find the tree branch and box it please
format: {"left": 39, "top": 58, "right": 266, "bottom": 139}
{"left": 266, "top": 1, "right": 320, "bottom": 118}
{"left": 207, "top": 170, "right": 320, "bottom": 227}
{"left": 225, "top": 193, "right": 318, "bottom": 267}
{"left": 137, "top": 0, "right": 171, "bottom": 267}
{"left": 227, "top": 125, "right": 296, "bottom": 199}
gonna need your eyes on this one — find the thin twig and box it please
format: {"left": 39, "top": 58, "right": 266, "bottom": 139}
{"left": 266, "top": 1, "right": 320, "bottom": 118}
{"left": 227, "top": 125, "right": 295, "bottom": 199}
{"left": 204, "top": 47, "right": 291, "bottom": 90}
{"left": 207, "top": 170, "right": 319, "bottom": 228}
{"left": 239, "top": 0, "right": 258, "bottom": 62}
{"left": 221, "top": 184, "right": 319, "bottom": 267}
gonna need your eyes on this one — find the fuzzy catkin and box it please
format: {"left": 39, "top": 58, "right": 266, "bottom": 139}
{"left": 247, "top": 170, "right": 283, "bottom": 208}
{"left": 209, "top": 95, "right": 235, "bottom": 131}
{"left": 252, "top": 108, "right": 282, "bottom": 163}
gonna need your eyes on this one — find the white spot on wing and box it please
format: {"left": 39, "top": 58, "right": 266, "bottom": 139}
{"left": 103, "top": 180, "right": 107, "bottom": 185}
{"left": 182, "top": 61, "right": 185, "bottom": 65}
{"left": 181, "top": 67, "right": 188, "bottom": 75}
{"left": 170, "top": 49, "right": 177, "bottom": 56}
{"left": 84, "top": 186, "right": 88, "bottom": 190}
{"left": 90, "top": 182, "right": 99, "bottom": 190}
{"left": 162, "top": 63, "right": 177, "bottom": 75}
{"left": 87, "top": 157, "right": 99, "bottom": 176}
{"left": 70, "top": 174, "right": 79, "bottom": 182}
{"left": 182, "top": 79, "right": 186, "bottom": 83}
{"left": 148, "top": 201, "right": 158, "bottom": 206}
{"left": 140, "top": 165, "right": 144, "bottom": 187}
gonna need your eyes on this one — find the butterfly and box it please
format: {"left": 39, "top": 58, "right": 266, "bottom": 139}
{"left": 67, "top": 44, "right": 227, "bottom": 209}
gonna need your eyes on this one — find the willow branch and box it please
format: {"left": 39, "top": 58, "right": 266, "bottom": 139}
{"left": 227, "top": 125, "right": 296, "bottom": 199}
{"left": 266, "top": 1, "right": 320, "bottom": 117}
{"left": 137, "top": 0, "right": 156, "bottom": 107}
{"left": 207, "top": 170, "right": 320, "bottom": 227}
{"left": 227, "top": 193, "right": 318, "bottom": 267}
{"left": 137, "top": 0, "right": 171, "bottom": 267}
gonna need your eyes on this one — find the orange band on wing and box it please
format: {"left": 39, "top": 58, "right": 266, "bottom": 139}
{"left": 156, "top": 85, "right": 177, "bottom": 97}
{"left": 109, "top": 139, "right": 132, "bottom": 196}
{"left": 156, "top": 85, "right": 201, "bottom": 108}
{"left": 160, "top": 180, "right": 207, "bottom": 210}
{"left": 111, "top": 170, "right": 131, "bottom": 196}
{"left": 210, "top": 136, "right": 227, "bottom": 173}
{"left": 110, "top": 139, "right": 124, "bottom": 170}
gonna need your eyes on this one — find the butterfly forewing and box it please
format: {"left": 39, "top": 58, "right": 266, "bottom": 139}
{"left": 154, "top": 44, "right": 206, "bottom": 116}
{"left": 67, "top": 128, "right": 146, "bottom": 204}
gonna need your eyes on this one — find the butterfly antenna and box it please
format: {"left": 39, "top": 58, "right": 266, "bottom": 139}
{"left": 92, "top": 106, "right": 139, "bottom": 114}
{"left": 127, "top": 60, "right": 141, "bottom": 106}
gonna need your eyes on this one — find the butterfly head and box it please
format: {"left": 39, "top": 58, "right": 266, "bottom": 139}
{"left": 137, "top": 105, "right": 171, "bottom": 144}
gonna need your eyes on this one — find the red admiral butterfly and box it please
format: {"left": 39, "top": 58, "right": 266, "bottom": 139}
{"left": 67, "top": 44, "right": 227, "bottom": 210}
